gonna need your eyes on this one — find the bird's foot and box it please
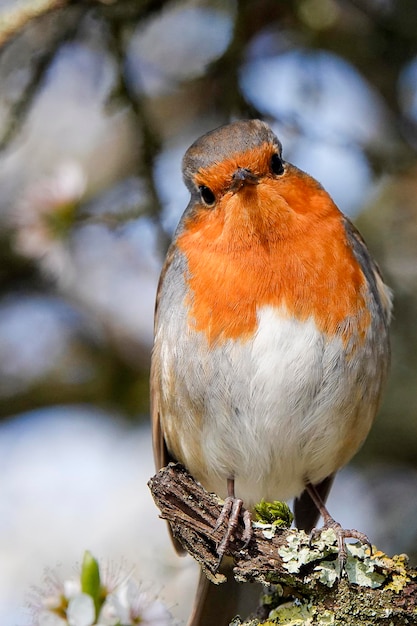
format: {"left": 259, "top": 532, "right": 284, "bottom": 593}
{"left": 310, "top": 517, "right": 372, "bottom": 570}
{"left": 214, "top": 479, "right": 252, "bottom": 568}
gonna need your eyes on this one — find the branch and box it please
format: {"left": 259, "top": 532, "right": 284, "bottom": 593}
{"left": 0, "top": 0, "right": 66, "bottom": 48}
{"left": 104, "top": 15, "right": 171, "bottom": 254}
{"left": 0, "top": 5, "right": 86, "bottom": 151}
{"left": 148, "top": 463, "right": 417, "bottom": 625}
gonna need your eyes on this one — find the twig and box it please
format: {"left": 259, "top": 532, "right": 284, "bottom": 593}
{"left": 0, "top": 5, "right": 86, "bottom": 151}
{"left": 104, "top": 15, "right": 171, "bottom": 253}
{"left": 0, "top": 0, "right": 67, "bottom": 48}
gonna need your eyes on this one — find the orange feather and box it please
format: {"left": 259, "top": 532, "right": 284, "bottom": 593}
{"left": 178, "top": 154, "right": 370, "bottom": 346}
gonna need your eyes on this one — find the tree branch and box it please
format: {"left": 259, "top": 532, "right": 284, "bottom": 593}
{"left": 0, "top": 0, "right": 66, "bottom": 48}
{"left": 148, "top": 463, "right": 417, "bottom": 625}
{"left": 0, "top": 5, "right": 86, "bottom": 151}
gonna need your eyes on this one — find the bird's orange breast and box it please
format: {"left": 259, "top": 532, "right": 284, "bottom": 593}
{"left": 177, "top": 165, "right": 371, "bottom": 346}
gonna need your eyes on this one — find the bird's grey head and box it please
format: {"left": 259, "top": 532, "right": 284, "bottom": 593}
{"left": 182, "top": 119, "right": 282, "bottom": 192}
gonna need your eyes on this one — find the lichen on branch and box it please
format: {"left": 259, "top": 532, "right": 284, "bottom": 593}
{"left": 148, "top": 463, "right": 417, "bottom": 625}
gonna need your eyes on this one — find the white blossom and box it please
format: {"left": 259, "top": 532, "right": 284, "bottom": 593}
{"left": 29, "top": 553, "right": 173, "bottom": 626}
{"left": 67, "top": 594, "right": 95, "bottom": 626}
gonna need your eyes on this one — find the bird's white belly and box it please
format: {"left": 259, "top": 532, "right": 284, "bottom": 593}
{"left": 160, "top": 305, "right": 375, "bottom": 507}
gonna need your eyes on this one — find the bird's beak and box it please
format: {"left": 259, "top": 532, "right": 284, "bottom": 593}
{"left": 230, "top": 167, "right": 259, "bottom": 192}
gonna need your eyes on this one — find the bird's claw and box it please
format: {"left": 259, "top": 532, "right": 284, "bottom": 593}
{"left": 214, "top": 496, "right": 252, "bottom": 568}
{"left": 309, "top": 518, "right": 372, "bottom": 571}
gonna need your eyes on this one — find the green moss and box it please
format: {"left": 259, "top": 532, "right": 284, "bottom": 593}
{"left": 254, "top": 500, "right": 294, "bottom": 528}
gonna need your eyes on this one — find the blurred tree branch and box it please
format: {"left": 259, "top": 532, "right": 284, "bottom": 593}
{"left": 0, "top": 0, "right": 171, "bottom": 48}
{"left": 104, "top": 12, "right": 171, "bottom": 253}
{"left": 0, "top": 0, "right": 66, "bottom": 48}
{"left": 0, "top": 0, "right": 173, "bottom": 154}
{"left": 0, "top": 6, "right": 86, "bottom": 151}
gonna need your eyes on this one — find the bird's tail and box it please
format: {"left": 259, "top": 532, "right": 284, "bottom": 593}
{"left": 187, "top": 559, "right": 262, "bottom": 626}
{"left": 293, "top": 475, "right": 334, "bottom": 532}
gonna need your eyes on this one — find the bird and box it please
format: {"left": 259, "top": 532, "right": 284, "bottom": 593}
{"left": 150, "top": 119, "right": 392, "bottom": 626}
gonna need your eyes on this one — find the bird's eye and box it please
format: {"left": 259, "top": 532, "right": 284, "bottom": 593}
{"left": 199, "top": 185, "right": 216, "bottom": 206}
{"left": 271, "top": 153, "right": 284, "bottom": 176}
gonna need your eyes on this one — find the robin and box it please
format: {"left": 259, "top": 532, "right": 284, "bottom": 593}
{"left": 151, "top": 119, "right": 392, "bottom": 626}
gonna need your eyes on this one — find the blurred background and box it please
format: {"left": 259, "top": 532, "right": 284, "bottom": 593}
{"left": 1, "top": 0, "right": 417, "bottom": 624}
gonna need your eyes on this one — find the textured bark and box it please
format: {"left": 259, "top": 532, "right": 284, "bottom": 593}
{"left": 148, "top": 463, "right": 417, "bottom": 625}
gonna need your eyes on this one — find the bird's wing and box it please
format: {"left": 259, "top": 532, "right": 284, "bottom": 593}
{"left": 150, "top": 244, "right": 186, "bottom": 555}
{"left": 295, "top": 219, "right": 392, "bottom": 532}
{"left": 151, "top": 244, "right": 174, "bottom": 471}
{"left": 150, "top": 347, "right": 171, "bottom": 474}
{"left": 343, "top": 217, "right": 393, "bottom": 327}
